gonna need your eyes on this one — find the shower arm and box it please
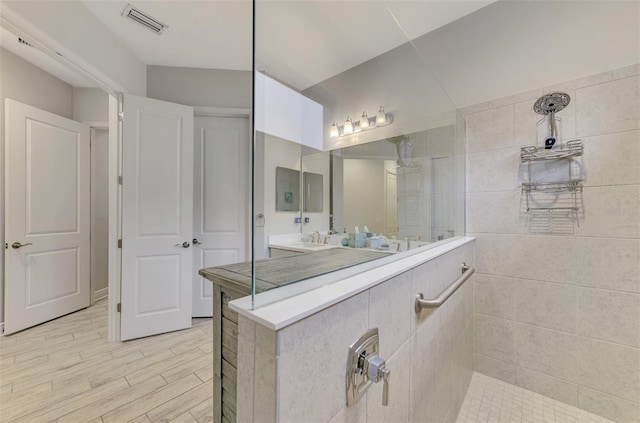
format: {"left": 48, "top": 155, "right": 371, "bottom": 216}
{"left": 549, "top": 111, "right": 557, "bottom": 140}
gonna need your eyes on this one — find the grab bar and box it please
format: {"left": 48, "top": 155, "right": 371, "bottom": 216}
{"left": 415, "top": 263, "right": 475, "bottom": 313}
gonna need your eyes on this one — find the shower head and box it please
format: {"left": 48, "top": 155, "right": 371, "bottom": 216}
{"left": 533, "top": 92, "right": 570, "bottom": 150}
{"left": 533, "top": 92, "right": 571, "bottom": 115}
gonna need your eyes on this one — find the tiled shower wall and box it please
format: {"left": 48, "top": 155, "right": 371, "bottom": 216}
{"left": 237, "top": 239, "right": 474, "bottom": 423}
{"left": 464, "top": 65, "right": 640, "bottom": 423}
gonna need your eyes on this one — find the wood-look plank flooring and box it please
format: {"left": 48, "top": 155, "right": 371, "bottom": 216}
{"left": 0, "top": 299, "right": 213, "bottom": 423}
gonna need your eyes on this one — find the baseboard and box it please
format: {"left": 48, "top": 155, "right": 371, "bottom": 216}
{"left": 94, "top": 287, "right": 108, "bottom": 301}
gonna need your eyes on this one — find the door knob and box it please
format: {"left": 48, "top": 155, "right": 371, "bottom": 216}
{"left": 175, "top": 242, "right": 190, "bottom": 248}
{"left": 12, "top": 242, "right": 33, "bottom": 249}
{"left": 192, "top": 238, "right": 201, "bottom": 245}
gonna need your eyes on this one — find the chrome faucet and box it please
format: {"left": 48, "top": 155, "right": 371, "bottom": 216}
{"left": 310, "top": 231, "right": 320, "bottom": 244}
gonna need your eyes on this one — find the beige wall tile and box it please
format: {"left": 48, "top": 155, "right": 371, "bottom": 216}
{"left": 516, "top": 279, "right": 577, "bottom": 333}
{"left": 277, "top": 292, "right": 369, "bottom": 423}
{"left": 466, "top": 191, "right": 527, "bottom": 235}
{"left": 473, "top": 353, "right": 516, "bottom": 384}
{"left": 613, "top": 63, "right": 640, "bottom": 80}
{"left": 515, "top": 367, "right": 578, "bottom": 406}
{"left": 328, "top": 398, "right": 367, "bottom": 423}
{"left": 516, "top": 367, "right": 578, "bottom": 406}
{"left": 577, "top": 336, "right": 640, "bottom": 403}
{"left": 466, "top": 148, "right": 519, "bottom": 192}
{"left": 516, "top": 324, "right": 578, "bottom": 381}
{"left": 474, "top": 234, "right": 577, "bottom": 284}
{"left": 466, "top": 105, "right": 514, "bottom": 153}
{"left": 366, "top": 341, "right": 410, "bottom": 423}
{"left": 584, "top": 131, "right": 640, "bottom": 186}
{"left": 545, "top": 71, "right": 613, "bottom": 94}
{"left": 576, "top": 237, "right": 640, "bottom": 293}
{"left": 577, "top": 185, "right": 640, "bottom": 239}
{"left": 410, "top": 260, "right": 439, "bottom": 334}
{"left": 254, "top": 346, "right": 276, "bottom": 423}
{"left": 578, "top": 288, "right": 640, "bottom": 348}
{"left": 369, "top": 271, "right": 412, "bottom": 359}
{"left": 474, "top": 314, "right": 515, "bottom": 363}
{"left": 578, "top": 386, "right": 640, "bottom": 423}
{"left": 474, "top": 274, "right": 516, "bottom": 320}
{"left": 576, "top": 75, "right": 640, "bottom": 137}
{"left": 487, "top": 88, "right": 544, "bottom": 110}
{"left": 410, "top": 324, "right": 436, "bottom": 422}
{"left": 514, "top": 100, "right": 542, "bottom": 147}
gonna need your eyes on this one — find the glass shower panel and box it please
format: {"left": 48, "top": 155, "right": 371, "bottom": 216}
{"left": 252, "top": 0, "right": 464, "bottom": 309}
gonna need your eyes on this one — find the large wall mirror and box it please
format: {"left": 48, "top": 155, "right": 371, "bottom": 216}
{"left": 252, "top": 1, "right": 465, "bottom": 307}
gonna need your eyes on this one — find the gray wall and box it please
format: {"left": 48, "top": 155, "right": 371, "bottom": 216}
{"left": 0, "top": 47, "right": 74, "bottom": 326}
{"left": 467, "top": 64, "right": 640, "bottom": 423}
{"left": 147, "top": 65, "right": 251, "bottom": 108}
{"left": 73, "top": 87, "right": 109, "bottom": 123}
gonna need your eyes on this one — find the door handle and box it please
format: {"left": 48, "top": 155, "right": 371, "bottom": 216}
{"left": 192, "top": 238, "right": 202, "bottom": 245}
{"left": 12, "top": 242, "right": 33, "bottom": 249}
{"left": 175, "top": 242, "right": 190, "bottom": 248}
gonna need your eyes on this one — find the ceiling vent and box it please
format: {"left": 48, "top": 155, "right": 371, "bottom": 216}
{"left": 121, "top": 4, "right": 168, "bottom": 35}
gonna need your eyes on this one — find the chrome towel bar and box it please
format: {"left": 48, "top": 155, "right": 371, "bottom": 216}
{"left": 415, "top": 263, "right": 475, "bottom": 313}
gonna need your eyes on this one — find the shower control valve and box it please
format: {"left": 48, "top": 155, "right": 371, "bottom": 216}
{"left": 367, "top": 355, "right": 391, "bottom": 406}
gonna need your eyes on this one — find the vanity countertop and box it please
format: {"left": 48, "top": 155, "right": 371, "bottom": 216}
{"left": 199, "top": 248, "right": 392, "bottom": 295}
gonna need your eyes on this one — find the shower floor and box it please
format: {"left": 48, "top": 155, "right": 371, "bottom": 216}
{"left": 456, "top": 372, "right": 614, "bottom": 423}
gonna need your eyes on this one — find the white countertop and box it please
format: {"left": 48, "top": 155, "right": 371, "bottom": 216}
{"left": 229, "top": 236, "right": 475, "bottom": 331}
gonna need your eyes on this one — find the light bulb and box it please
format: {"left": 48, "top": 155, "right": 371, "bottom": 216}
{"left": 330, "top": 121, "right": 339, "bottom": 138}
{"left": 360, "top": 111, "right": 369, "bottom": 129}
{"left": 376, "top": 106, "right": 387, "bottom": 125}
{"left": 343, "top": 117, "right": 353, "bottom": 135}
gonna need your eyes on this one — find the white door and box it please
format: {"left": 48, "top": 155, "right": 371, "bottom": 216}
{"left": 192, "top": 116, "right": 249, "bottom": 316}
{"left": 120, "top": 94, "right": 194, "bottom": 340}
{"left": 4, "top": 99, "right": 90, "bottom": 335}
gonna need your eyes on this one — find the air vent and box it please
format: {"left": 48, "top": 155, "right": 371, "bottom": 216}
{"left": 121, "top": 4, "right": 168, "bottom": 35}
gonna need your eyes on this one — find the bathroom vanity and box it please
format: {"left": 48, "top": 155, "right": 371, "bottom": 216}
{"left": 199, "top": 248, "right": 390, "bottom": 423}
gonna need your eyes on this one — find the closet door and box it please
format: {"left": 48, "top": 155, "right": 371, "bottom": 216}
{"left": 192, "top": 115, "right": 250, "bottom": 317}
{"left": 120, "top": 94, "right": 193, "bottom": 340}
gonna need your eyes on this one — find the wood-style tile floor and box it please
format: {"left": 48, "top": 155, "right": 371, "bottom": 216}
{"left": 0, "top": 299, "right": 213, "bottom": 423}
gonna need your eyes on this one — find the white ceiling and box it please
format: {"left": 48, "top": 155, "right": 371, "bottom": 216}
{"left": 80, "top": 0, "right": 494, "bottom": 90}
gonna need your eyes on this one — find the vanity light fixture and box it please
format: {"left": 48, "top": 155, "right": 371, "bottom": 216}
{"left": 329, "top": 106, "right": 393, "bottom": 138}
{"left": 343, "top": 117, "right": 354, "bottom": 135}
{"left": 360, "top": 111, "right": 369, "bottom": 129}
{"left": 330, "top": 121, "right": 340, "bottom": 138}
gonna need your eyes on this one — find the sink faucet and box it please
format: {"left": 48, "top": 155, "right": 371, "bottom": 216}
{"left": 311, "top": 231, "right": 320, "bottom": 243}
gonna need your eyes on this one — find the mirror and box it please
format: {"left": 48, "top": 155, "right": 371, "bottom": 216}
{"left": 275, "top": 167, "right": 300, "bottom": 212}
{"left": 331, "top": 125, "right": 457, "bottom": 243}
{"left": 303, "top": 172, "right": 323, "bottom": 212}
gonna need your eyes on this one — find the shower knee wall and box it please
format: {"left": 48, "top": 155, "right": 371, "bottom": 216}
{"left": 237, "top": 239, "right": 475, "bottom": 423}
{"left": 465, "top": 64, "right": 640, "bottom": 423}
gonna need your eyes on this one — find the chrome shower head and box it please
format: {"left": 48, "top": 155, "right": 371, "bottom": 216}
{"left": 533, "top": 92, "right": 571, "bottom": 115}
{"left": 533, "top": 92, "right": 571, "bottom": 149}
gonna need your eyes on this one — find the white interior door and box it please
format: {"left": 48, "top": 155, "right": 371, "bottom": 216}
{"left": 192, "top": 115, "right": 249, "bottom": 317}
{"left": 4, "top": 99, "right": 90, "bottom": 335}
{"left": 121, "top": 94, "right": 193, "bottom": 340}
